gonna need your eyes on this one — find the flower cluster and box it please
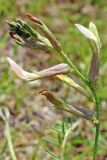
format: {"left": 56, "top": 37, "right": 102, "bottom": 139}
{"left": 7, "top": 13, "right": 101, "bottom": 126}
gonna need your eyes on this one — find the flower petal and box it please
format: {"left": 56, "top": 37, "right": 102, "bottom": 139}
{"left": 75, "top": 24, "right": 97, "bottom": 41}
{"left": 7, "top": 57, "right": 37, "bottom": 81}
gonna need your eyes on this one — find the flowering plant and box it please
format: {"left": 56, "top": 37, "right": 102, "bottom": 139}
{"left": 6, "top": 13, "right": 101, "bottom": 160}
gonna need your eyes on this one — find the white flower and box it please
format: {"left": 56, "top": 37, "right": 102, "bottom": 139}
{"left": 7, "top": 57, "right": 37, "bottom": 81}
{"left": 7, "top": 57, "right": 70, "bottom": 81}
{"left": 75, "top": 24, "right": 97, "bottom": 41}
{"left": 89, "top": 22, "right": 102, "bottom": 50}
{"left": 75, "top": 22, "right": 101, "bottom": 52}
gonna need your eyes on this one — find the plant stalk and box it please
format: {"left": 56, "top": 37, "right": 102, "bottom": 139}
{"left": 88, "top": 84, "right": 100, "bottom": 160}
{"left": 5, "top": 120, "right": 17, "bottom": 160}
{"left": 59, "top": 48, "right": 100, "bottom": 160}
{"left": 59, "top": 50, "right": 87, "bottom": 83}
{"left": 93, "top": 90, "right": 100, "bottom": 160}
{"left": 61, "top": 120, "right": 80, "bottom": 160}
{"left": 61, "top": 127, "right": 73, "bottom": 160}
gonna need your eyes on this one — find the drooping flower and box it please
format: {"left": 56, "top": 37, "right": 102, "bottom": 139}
{"left": 7, "top": 57, "right": 70, "bottom": 81}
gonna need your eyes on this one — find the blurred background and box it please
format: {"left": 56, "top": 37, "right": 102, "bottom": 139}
{"left": 0, "top": 0, "right": 107, "bottom": 159}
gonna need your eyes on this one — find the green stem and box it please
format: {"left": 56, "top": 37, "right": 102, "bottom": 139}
{"left": 59, "top": 48, "right": 100, "bottom": 159}
{"left": 93, "top": 94, "right": 100, "bottom": 160}
{"left": 61, "top": 127, "right": 73, "bottom": 160}
{"left": 5, "top": 121, "right": 17, "bottom": 160}
{"left": 61, "top": 121, "right": 80, "bottom": 160}
{"left": 59, "top": 50, "right": 87, "bottom": 83}
{"left": 89, "top": 84, "right": 100, "bottom": 160}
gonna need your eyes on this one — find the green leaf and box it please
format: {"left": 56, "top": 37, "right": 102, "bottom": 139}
{"left": 47, "top": 150, "right": 59, "bottom": 160}
{"left": 42, "top": 136, "right": 60, "bottom": 146}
